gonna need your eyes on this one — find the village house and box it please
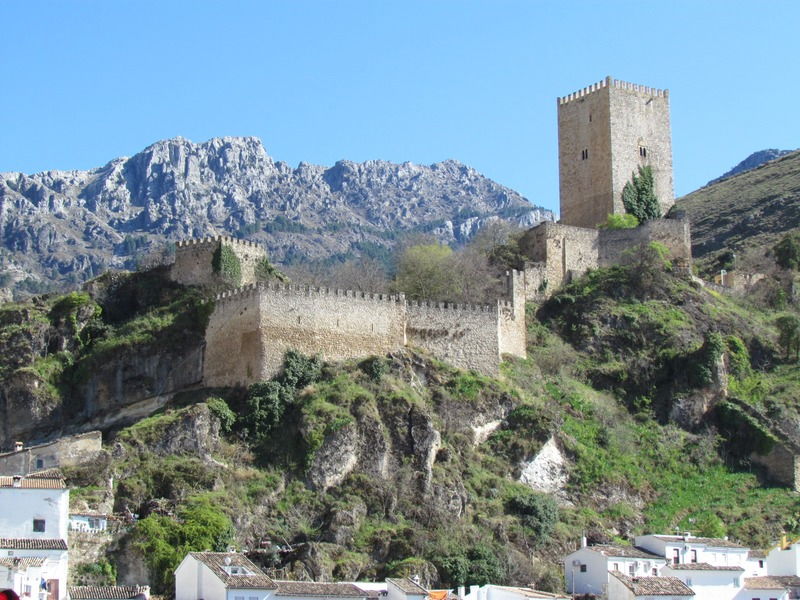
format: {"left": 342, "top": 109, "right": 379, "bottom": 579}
{"left": 607, "top": 571, "right": 695, "bottom": 600}
{"left": 563, "top": 542, "right": 666, "bottom": 595}
{"left": 66, "top": 585, "right": 150, "bottom": 600}
{"left": 0, "top": 470, "right": 69, "bottom": 600}
{"left": 67, "top": 513, "right": 109, "bottom": 534}
{"left": 768, "top": 541, "right": 800, "bottom": 577}
{"left": 457, "top": 584, "right": 569, "bottom": 600}
{"left": 635, "top": 534, "right": 750, "bottom": 568}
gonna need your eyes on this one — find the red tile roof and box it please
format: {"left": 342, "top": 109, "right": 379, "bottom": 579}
{"left": 67, "top": 586, "right": 150, "bottom": 599}
{"left": 275, "top": 581, "right": 369, "bottom": 597}
{"left": 386, "top": 578, "right": 428, "bottom": 595}
{"left": 189, "top": 552, "right": 276, "bottom": 590}
{"left": 669, "top": 562, "right": 744, "bottom": 571}
{"left": 0, "top": 538, "right": 67, "bottom": 550}
{"left": 0, "top": 557, "right": 45, "bottom": 569}
{"left": 587, "top": 544, "right": 664, "bottom": 559}
{"left": 745, "top": 577, "right": 795, "bottom": 591}
{"left": 0, "top": 473, "right": 66, "bottom": 489}
{"left": 652, "top": 535, "right": 745, "bottom": 549}
{"left": 611, "top": 572, "right": 695, "bottom": 596}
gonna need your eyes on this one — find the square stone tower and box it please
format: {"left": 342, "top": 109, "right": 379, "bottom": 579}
{"left": 557, "top": 76, "right": 674, "bottom": 228}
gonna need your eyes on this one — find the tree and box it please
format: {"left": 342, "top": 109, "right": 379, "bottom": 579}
{"left": 776, "top": 314, "right": 800, "bottom": 361}
{"left": 392, "top": 244, "right": 461, "bottom": 301}
{"left": 774, "top": 233, "right": 800, "bottom": 270}
{"left": 621, "top": 165, "right": 661, "bottom": 223}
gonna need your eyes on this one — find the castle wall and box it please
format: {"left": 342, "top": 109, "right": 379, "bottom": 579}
{"left": 497, "top": 271, "right": 527, "bottom": 358}
{"left": 406, "top": 302, "right": 502, "bottom": 375}
{"left": 0, "top": 431, "right": 103, "bottom": 476}
{"left": 558, "top": 77, "right": 673, "bottom": 228}
{"left": 598, "top": 218, "right": 691, "bottom": 266}
{"left": 203, "top": 286, "right": 266, "bottom": 387}
{"left": 204, "top": 284, "right": 407, "bottom": 387}
{"left": 171, "top": 236, "right": 266, "bottom": 287}
{"left": 518, "top": 222, "right": 600, "bottom": 290}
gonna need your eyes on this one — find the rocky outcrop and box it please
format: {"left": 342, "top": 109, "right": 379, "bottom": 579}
{"left": 706, "top": 148, "right": 796, "bottom": 186}
{"left": 0, "top": 136, "right": 553, "bottom": 296}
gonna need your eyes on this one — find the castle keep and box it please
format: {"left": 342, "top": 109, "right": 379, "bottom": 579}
{"left": 558, "top": 76, "right": 674, "bottom": 228}
{"left": 171, "top": 237, "right": 526, "bottom": 385}
{"left": 521, "top": 76, "right": 688, "bottom": 296}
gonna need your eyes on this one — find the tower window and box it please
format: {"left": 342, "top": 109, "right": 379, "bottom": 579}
{"left": 639, "top": 146, "right": 647, "bottom": 158}
{"left": 581, "top": 149, "right": 589, "bottom": 160}
{"left": 589, "top": 113, "right": 592, "bottom": 122}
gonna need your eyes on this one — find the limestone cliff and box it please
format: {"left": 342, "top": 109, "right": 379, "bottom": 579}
{"left": 0, "top": 136, "right": 553, "bottom": 297}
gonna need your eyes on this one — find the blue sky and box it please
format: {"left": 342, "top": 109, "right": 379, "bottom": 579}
{"left": 1, "top": 1, "right": 798, "bottom": 215}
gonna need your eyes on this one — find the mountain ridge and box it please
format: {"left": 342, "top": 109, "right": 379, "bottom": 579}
{"left": 0, "top": 136, "right": 553, "bottom": 297}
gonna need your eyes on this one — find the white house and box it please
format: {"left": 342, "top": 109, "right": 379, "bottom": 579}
{"left": 458, "top": 584, "right": 569, "bottom": 600}
{"left": 175, "top": 552, "right": 277, "bottom": 600}
{"left": 746, "top": 551, "right": 769, "bottom": 577}
{"left": 174, "top": 552, "right": 371, "bottom": 600}
{"left": 0, "top": 470, "right": 69, "bottom": 600}
{"left": 663, "top": 563, "right": 745, "bottom": 600}
{"left": 737, "top": 577, "right": 794, "bottom": 600}
{"left": 386, "top": 578, "right": 427, "bottom": 600}
{"left": 635, "top": 535, "right": 750, "bottom": 568}
{"left": 768, "top": 543, "right": 800, "bottom": 576}
{"left": 607, "top": 571, "right": 694, "bottom": 600}
{"left": 68, "top": 513, "right": 109, "bottom": 533}
{"left": 564, "top": 543, "right": 667, "bottom": 595}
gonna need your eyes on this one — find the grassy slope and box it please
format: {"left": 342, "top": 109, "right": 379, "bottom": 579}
{"left": 675, "top": 150, "right": 800, "bottom": 275}
{"left": 7, "top": 262, "right": 800, "bottom": 593}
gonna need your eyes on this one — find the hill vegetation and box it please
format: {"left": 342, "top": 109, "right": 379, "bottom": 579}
{"left": 3, "top": 244, "right": 800, "bottom": 596}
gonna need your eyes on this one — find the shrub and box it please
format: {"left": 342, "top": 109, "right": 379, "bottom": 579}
{"left": 206, "top": 396, "right": 235, "bottom": 433}
{"left": 600, "top": 213, "right": 639, "bottom": 230}
{"left": 212, "top": 244, "right": 242, "bottom": 286}
{"left": 774, "top": 233, "right": 800, "bottom": 270}
{"left": 505, "top": 487, "right": 558, "bottom": 544}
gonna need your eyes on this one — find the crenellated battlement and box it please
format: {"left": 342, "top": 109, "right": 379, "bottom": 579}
{"left": 557, "top": 75, "right": 668, "bottom": 105}
{"left": 212, "top": 281, "right": 406, "bottom": 309}
{"left": 175, "top": 235, "right": 264, "bottom": 250}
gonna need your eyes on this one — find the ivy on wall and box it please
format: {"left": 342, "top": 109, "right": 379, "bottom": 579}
{"left": 211, "top": 244, "right": 242, "bottom": 287}
{"left": 255, "top": 256, "right": 288, "bottom": 283}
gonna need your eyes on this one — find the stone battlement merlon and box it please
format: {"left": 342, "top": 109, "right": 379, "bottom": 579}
{"left": 407, "top": 299, "right": 494, "bottom": 313}
{"left": 211, "top": 281, "right": 406, "bottom": 308}
{"left": 175, "top": 235, "right": 264, "bottom": 251}
{"left": 557, "top": 75, "right": 668, "bottom": 106}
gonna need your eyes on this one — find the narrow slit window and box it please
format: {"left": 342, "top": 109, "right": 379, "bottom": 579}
{"left": 639, "top": 146, "right": 647, "bottom": 158}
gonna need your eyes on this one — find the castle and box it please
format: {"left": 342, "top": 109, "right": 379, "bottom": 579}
{"left": 171, "top": 76, "right": 688, "bottom": 385}
{"left": 171, "top": 237, "right": 527, "bottom": 384}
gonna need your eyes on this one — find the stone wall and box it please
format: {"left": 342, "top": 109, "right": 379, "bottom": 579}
{"left": 518, "top": 218, "right": 691, "bottom": 297}
{"left": 598, "top": 218, "right": 691, "bottom": 266}
{"left": 171, "top": 236, "right": 266, "bottom": 287}
{"left": 0, "top": 430, "right": 102, "bottom": 475}
{"left": 203, "top": 272, "right": 527, "bottom": 385}
{"left": 752, "top": 444, "right": 800, "bottom": 492}
{"left": 204, "top": 284, "right": 407, "bottom": 387}
{"left": 557, "top": 77, "right": 673, "bottom": 228}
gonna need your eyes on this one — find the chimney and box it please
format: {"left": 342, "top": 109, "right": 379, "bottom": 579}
{"left": 581, "top": 535, "right": 588, "bottom": 548}
{"left": 12, "top": 475, "right": 22, "bottom": 487}
{"left": 14, "top": 441, "right": 23, "bottom": 452}
{"left": 457, "top": 587, "right": 465, "bottom": 599}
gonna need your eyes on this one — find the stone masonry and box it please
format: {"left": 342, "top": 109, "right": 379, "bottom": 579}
{"left": 172, "top": 236, "right": 527, "bottom": 386}
{"left": 204, "top": 272, "right": 527, "bottom": 386}
{"left": 519, "top": 218, "right": 691, "bottom": 299}
{"left": 558, "top": 76, "right": 674, "bottom": 228}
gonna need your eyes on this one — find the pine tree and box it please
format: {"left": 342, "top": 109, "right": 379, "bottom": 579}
{"left": 622, "top": 165, "right": 661, "bottom": 223}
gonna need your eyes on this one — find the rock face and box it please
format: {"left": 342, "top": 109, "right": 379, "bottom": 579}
{"left": 0, "top": 136, "right": 553, "bottom": 296}
{"left": 706, "top": 148, "right": 796, "bottom": 186}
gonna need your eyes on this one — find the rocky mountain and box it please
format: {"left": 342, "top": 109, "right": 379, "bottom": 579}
{"left": 674, "top": 149, "right": 800, "bottom": 274}
{"left": 706, "top": 148, "right": 796, "bottom": 186}
{"left": 0, "top": 136, "right": 553, "bottom": 297}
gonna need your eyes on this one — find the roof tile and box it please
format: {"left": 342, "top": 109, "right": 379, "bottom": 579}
{"left": 0, "top": 538, "right": 67, "bottom": 550}
{"left": 611, "top": 572, "right": 695, "bottom": 597}
{"left": 67, "top": 585, "right": 150, "bottom": 599}
{"left": 190, "top": 552, "right": 276, "bottom": 590}
{"left": 275, "top": 581, "right": 368, "bottom": 597}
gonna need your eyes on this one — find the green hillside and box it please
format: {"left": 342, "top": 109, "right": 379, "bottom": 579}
{"left": 675, "top": 150, "right": 800, "bottom": 275}
{"left": 3, "top": 254, "right": 800, "bottom": 596}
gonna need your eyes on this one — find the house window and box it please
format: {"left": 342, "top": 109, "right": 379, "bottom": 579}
{"left": 651, "top": 568, "right": 658, "bottom": 575}
{"left": 673, "top": 549, "right": 680, "bottom": 564}
{"left": 235, "top": 596, "right": 245, "bottom": 600}
{"left": 33, "top": 519, "right": 45, "bottom": 532}
{"left": 686, "top": 578, "right": 693, "bottom": 586}
{"left": 759, "top": 560, "right": 765, "bottom": 568}
{"left": 580, "top": 565, "right": 587, "bottom": 573}
{"left": 249, "top": 597, "right": 259, "bottom": 600}
{"left": 35, "top": 458, "right": 44, "bottom": 469}
{"left": 628, "top": 563, "right": 635, "bottom": 575}
{"left": 691, "top": 550, "right": 697, "bottom": 563}
{"left": 734, "top": 577, "right": 740, "bottom": 586}
{"left": 613, "top": 563, "right": 619, "bottom": 571}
